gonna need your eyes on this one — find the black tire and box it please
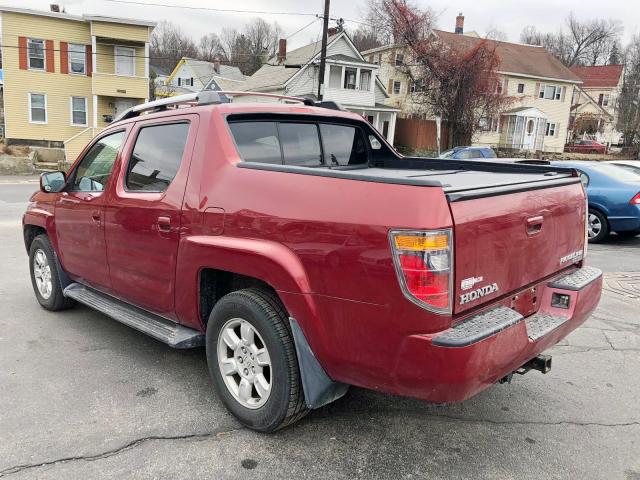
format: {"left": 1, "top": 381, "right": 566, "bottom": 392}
{"left": 29, "top": 234, "right": 76, "bottom": 311}
{"left": 587, "top": 209, "right": 610, "bottom": 244}
{"left": 205, "top": 288, "right": 308, "bottom": 432}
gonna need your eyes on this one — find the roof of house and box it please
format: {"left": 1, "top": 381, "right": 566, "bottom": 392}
{"left": 0, "top": 6, "right": 156, "bottom": 27}
{"left": 570, "top": 64, "right": 624, "bottom": 88}
{"left": 432, "top": 30, "right": 582, "bottom": 83}
{"left": 172, "top": 58, "right": 245, "bottom": 84}
{"left": 241, "top": 34, "right": 338, "bottom": 92}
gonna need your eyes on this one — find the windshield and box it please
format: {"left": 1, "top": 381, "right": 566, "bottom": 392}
{"left": 439, "top": 149, "right": 456, "bottom": 159}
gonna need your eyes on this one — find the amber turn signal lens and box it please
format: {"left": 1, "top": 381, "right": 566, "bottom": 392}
{"left": 394, "top": 234, "right": 449, "bottom": 251}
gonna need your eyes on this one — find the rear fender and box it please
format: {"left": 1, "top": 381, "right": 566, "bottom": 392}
{"left": 175, "top": 235, "right": 313, "bottom": 331}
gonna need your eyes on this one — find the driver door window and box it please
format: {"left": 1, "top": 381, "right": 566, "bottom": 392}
{"left": 72, "top": 131, "right": 125, "bottom": 191}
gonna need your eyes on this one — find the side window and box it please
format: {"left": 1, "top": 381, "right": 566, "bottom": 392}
{"left": 278, "top": 123, "right": 322, "bottom": 167}
{"left": 228, "top": 122, "right": 281, "bottom": 164}
{"left": 126, "top": 122, "right": 190, "bottom": 192}
{"left": 320, "top": 124, "right": 368, "bottom": 166}
{"left": 457, "top": 150, "right": 474, "bottom": 159}
{"left": 72, "top": 131, "right": 125, "bottom": 192}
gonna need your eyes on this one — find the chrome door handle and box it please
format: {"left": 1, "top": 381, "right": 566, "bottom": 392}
{"left": 157, "top": 216, "right": 171, "bottom": 232}
{"left": 91, "top": 210, "right": 101, "bottom": 225}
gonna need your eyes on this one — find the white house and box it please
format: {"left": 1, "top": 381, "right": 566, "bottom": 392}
{"left": 234, "top": 29, "right": 399, "bottom": 144}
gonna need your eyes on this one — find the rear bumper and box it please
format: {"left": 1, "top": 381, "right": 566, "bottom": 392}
{"left": 391, "top": 266, "right": 603, "bottom": 403}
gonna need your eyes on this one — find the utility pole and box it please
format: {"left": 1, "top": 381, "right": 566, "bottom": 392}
{"left": 317, "top": 0, "right": 330, "bottom": 100}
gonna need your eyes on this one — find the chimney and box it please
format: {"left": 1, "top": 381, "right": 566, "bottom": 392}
{"left": 455, "top": 13, "right": 464, "bottom": 34}
{"left": 327, "top": 27, "right": 338, "bottom": 37}
{"left": 213, "top": 57, "right": 221, "bottom": 74}
{"left": 277, "top": 38, "right": 287, "bottom": 64}
{"left": 50, "top": 4, "right": 60, "bottom": 12}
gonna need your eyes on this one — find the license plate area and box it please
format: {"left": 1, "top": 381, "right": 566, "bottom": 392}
{"left": 510, "top": 287, "right": 539, "bottom": 317}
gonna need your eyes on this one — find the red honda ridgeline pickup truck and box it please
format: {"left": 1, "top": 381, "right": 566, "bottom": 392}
{"left": 24, "top": 91, "right": 602, "bottom": 432}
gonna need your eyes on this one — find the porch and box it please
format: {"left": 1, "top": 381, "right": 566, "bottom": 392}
{"left": 499, "top": 107, "right": 547, "bottom": 152}
{"left": 344, "top": 104, "right": 400, "bottom": 144}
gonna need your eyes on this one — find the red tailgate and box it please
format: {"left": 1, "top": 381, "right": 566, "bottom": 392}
{"left": 449, "top": 183, "right": 586, "bottom": 314}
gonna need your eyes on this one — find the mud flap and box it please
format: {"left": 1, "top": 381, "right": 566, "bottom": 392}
{"left": 289, "top": 317, "right": 349, "bottom": 409}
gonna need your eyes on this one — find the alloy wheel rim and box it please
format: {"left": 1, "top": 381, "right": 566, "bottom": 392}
{"left": 33, "top": 249, "right": 52, "bottom": 299}
{"left": 588, "top": 214, "right": 602, "bottom": 239}
{"left": 217, "top": 318, "right": 272, "bottom": 409}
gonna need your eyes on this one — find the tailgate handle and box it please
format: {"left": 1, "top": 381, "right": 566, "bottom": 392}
{"left": 526, "top": 216, "right": 544, "bottom": 235}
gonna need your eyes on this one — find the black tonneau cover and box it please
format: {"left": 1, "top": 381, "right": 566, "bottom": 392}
{"left": 238, "top": 157, "right": 579, "bottom": 202}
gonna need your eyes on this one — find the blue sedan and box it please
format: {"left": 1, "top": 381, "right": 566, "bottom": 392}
{"left": 553, "top": 161, "right": 640, "bottom": 242}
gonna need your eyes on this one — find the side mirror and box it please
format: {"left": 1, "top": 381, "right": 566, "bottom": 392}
{"left": 40, "top": 171, "right": 66, "bottom": 193}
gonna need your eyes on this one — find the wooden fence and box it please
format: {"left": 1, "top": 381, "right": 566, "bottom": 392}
{"left": 394, "top": 117, "right": 449, "bottom": 152}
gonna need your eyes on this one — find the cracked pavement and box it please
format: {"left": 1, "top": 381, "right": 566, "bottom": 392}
{"left": 1, "top": 183, "right": 639, "bottom": 479}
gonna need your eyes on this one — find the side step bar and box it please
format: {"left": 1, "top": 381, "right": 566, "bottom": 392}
{"left": 63, "top": 283, "right": 204, "bottom": 349}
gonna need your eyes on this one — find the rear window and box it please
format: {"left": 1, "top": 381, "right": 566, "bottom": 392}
{"left": 320, "top": 124, "right": 367, "bottom": 166}
{"left": 229, "top": 120, "right": 369, "bottom": 167}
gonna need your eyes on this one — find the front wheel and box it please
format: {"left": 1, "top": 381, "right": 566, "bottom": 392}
{"left": 29, "top": 235, "right": 76, "bottom": 311}
{"left": 587, "top": 209, "right": 609, "bottom": 243}
{"left": 206, "top": 288, "right": 308, "bottom": 432}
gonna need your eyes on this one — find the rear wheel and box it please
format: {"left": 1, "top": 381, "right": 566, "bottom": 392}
{"left": 587, "top": 209, "right": 609, "bottom": 243}
{"left": 206, "top": 288, "right": 307, "bottom": 432}
{"left": 29, "top": 235, "right": 76, "bottom": 311}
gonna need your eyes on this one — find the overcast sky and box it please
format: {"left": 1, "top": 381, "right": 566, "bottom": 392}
{"left": 4, "top": 0, "right": 640, "bottom": 49}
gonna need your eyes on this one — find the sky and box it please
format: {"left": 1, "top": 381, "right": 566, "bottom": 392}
{"left": 2, "top": 0, "right": 639, "bottom": 50}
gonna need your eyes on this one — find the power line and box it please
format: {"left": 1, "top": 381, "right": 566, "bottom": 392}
{"left": 286, "top": 18, "right": 321, "bottom": 40}
{"left": 101, "top": 0, "right": 320, "bottom": 17}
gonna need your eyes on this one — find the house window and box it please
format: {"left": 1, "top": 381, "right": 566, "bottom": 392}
{"left": 599, "top": 94, "right": 610, "bottom": 106}
{"left": 329, "top": 65, "right": 342, "bottom": 88}
{"left": 479, "top": 117, "right": 492, "bottom": 131}
{"left": 344, "top": 68, "right": 357, "bottom": 89}
{"left": 28, "top": 39, "right": 45, "bottom": 70}
{"left": 68, "top": 44, "right": 86, "bottom": 74}
{"left": 539, "top": 84, "right": 563, "bottom": 100}
{"left": 114, "top": 46, "right": 135, "bottom": 76}
{"left": 545, "top": 122, "right": 557, "bottom": 136}
{"left": 496, "top": 80, "right": 503, "bottom": 94}
{"left": 517, "top": 83, "right": 525, "bottom": 94}
{"left": 377, "top": 54, "right": 382, "bottom": 65}
{"left": 29, "top": 93, "right": 47, "bottom": 123}
{"left": 70, "top": 96, "right": 88, "bottom": 126}
{"left": 395, "top": 53, "right": 404, "bottom": 66}
{"left": 410, "top": 81, "right": 424, "bottom": 93}
{"left": 393, "top": 80, "right": 401, "bottom": 94}
{"left": 359, "top": 69, "right": 371, "bottom": 91}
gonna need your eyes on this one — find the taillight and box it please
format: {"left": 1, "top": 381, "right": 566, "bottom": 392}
{"left": 630, "top": 193, "right": 640, "bottom": 205}
{"left": 389, "top": 229, "right": 453, "bottom": 314}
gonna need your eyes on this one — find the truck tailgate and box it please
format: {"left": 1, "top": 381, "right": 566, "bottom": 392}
{"left": 450, "top": 182, "right": 586, "bottom": 315}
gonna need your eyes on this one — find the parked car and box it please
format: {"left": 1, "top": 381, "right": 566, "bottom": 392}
{"left": 24, "top": 91, "right": 602, "bottom": 432}
{"left": 553, "top": 161, "right": 640, "bottom": 242}
{"left": 564, "top": 140, "right": 607, "bottom": 154}
{"left": 439, "top": 146, "right": 497, "bottom": 159}
{"left": 609, "top": 160, "right": 640, "bottom": 176}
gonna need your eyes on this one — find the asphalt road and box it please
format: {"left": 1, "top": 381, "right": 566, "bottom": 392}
{"left": 1, "top": 181, "right": 639, "bottom": 480}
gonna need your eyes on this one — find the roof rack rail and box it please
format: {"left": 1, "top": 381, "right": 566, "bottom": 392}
{"left": 113, "top": 90, "right": 344, "bottom": 123}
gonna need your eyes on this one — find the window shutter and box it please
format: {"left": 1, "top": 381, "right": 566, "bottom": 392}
{"left": 502, "top": 78, "right": 509, "bottom": 94}
{"left": 60, "top": 42, "right": 68, "bottom": 74}
{"left": 561, "top": 86, "right": 566, "bottom": 102}
{"left": 45, "top": 40, "right": 55, "bottom": 73}
{"left": 387, "top": 78, "right": 392, "bottom": 93}
{"left": 535, "top": 82, "right": 540, "bottom": 98}
{"left": 389, "top": 51, "right": 396, "bottom": 66}
{"left": 598, "top": 93, "right": 604, "bottom": 105}
{"left": 406, "top": 82, "right": 411, "bottom": 94}
{"left": 18, "top": 36, "right": 28, "bottom": 70}
{"left": 555, "top": 122, "right": 560, "bottom": 138}
{"left": 86, "top": 45, "right": 92, "bottom": 77}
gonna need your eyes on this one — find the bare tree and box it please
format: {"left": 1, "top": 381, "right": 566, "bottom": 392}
{"left": 150, "top": 21, "right": 198, "bottom": 71}
{"left": 380, "top": 0, "right": 512, "bottom": 147}
{"left": 617, "top": 35, "right": 640, "bottom": 148}
{"left": 519, "top": 14, "right": 622, "bottom": 67}
{"left": 198, "top": 33, "right": 225, "bottom": 63}
{"left": 221, "top": 19, "right": 282, "bottom": 75}
{"left": 350, "top": 24, "right": 383, "bottom": 52}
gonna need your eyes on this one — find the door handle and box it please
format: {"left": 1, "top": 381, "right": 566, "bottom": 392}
{"left": 157, "top": 216, "right": 172, "bottom": 232}
{"left": 91, "top": 210, "right": 101, "bottom": 225}
{"left": 526, "top": 215, "right": 544, "bottom": 235}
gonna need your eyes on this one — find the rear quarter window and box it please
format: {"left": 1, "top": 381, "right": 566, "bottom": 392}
{"left": 228, "top": 122, "right": 282, "bottom": 164}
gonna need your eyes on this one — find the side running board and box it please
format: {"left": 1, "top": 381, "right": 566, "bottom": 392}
{"left": 63, "top": 283, "right": 204, "bottom": 349}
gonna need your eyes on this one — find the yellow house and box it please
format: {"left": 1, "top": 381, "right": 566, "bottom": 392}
{"left": 0, "top": 6, "right": 155, "bottom": 162}
{"left": 364, "top": 16, "right": 583, "bottom": 153}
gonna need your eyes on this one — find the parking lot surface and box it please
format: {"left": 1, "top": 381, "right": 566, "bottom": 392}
{"left": 1, "top": 182, "right": 639, "bottom": 479}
